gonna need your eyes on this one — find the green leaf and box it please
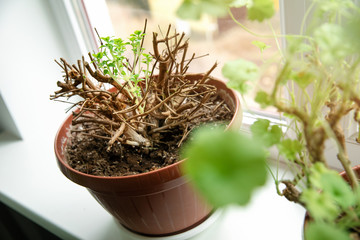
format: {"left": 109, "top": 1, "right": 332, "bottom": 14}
{"left": 247, "top": 0, "right": 275, "bottom": 22}
{"left": 305, "top": 222, "right": 351, "bottom": 240}
{"left": 181, "top": 126, "right": 268, "bottom": 207}
{"left": 93, "top": 52, "right": 103, "bottom": 60}
{"left": 254, "top": 91, "right": 272, "bottom": 108}
{"left": 292, "top": 70, "right": 314, "bottom": 89}
{"left": 108, "top": 62, "right": 116, "bottom": 68}
{"left": 314, "top": 0, "right": 355, "bottom": 21}
{"left": 308, "top": 162, "right": 331, "bottom": 189}
{"left": 314, "top": 23, "right": 352, "bottom": 64}
{"left": 177, "top": 0, "right": 234, "bottom": 20}
{"left": 277, "top": 139, "right": 302, "bottom": 161}
{"left": 101, "top": 36, "right": 110, "bottom": 43}
{"left": 343, "top": 14, "right": 360, "bottom": 53}
{"left": 252, "top": 40, "right": 271, "bottom": 53}
{"left": 200, "top": 1, "right": 228, "bottom": 17}
{"left": 250, "top": 119, "right": 282, "bottom": 147}
{"left": 320, "top": 173, "right": 355, "bottom": 209}
{"left": 309, "top": 163, "right": 356, "bottom": 210}
{"left": 301, "top": 163, "right": 357, "bottom": 222}
{"left": 222, "top": 58, "right": 259, "bottom": 94}
{"left": 301, "top": 189, "right": 339, "bottom": 222}
{"left": 285, "top": 37, "right": 312, "bottom": 56}
{"left": 176, "top": 0, "right": 202, "bottom": 20}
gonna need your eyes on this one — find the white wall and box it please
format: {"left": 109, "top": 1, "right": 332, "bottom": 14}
{"left": 0, "top": 0, "right": 73, "bottom": 141}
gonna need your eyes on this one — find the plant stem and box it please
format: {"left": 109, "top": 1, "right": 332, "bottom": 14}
{"left": 338, "top": 152, "right": 359, "bottom": 189}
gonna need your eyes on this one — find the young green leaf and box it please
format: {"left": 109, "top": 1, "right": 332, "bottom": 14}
{"left": 222, "top": 58, "right": 259, "bottom": 94}
{"left": 250, "top": 119, "right": 282, "bottom": 147}
{"left": 181, "top": 126, "right": 268, "bottom": 207}
{"left": 252, "top": 40, "right": 271, "bottom": 53}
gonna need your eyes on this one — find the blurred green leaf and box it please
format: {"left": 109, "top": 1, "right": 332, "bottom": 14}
{"left": 200, "top": 1, "right": 229, "bottom": 16}
{"left": 176, "top": 0, "right": 202, "bottom": 20}
{"left": 285, "top": 37, "right": 313, "bottom": 57}
{"left": 305, "top": 222, "right": 351, "bottom": 240}
{"left": 277, "top": 139, "right": 302, "bottom": 161}
{"left": 314, "top": 0, "right": 355, "bottom": 20}
{"left": 301, "top": 189, "right": 339, "bottom": 222}
{"left": 321, "top": 173, "right": 355, "bottom": 209}
{"left": 308, "top": 162, "right": 331, "bottom": 189}
{"left": 301, "top": 163, "right": 358, "bottom": 222}
{"left": 181, "top": 126, "right": 268, "bottom": 207}
{"left": 222, "top": 58, "right": 259, "bottom": 94}
{"left": 177, "top": 0, "right": 233, "bottom": 20}
{"left": 177, "top": 0, "right": 275, "bottom": 22}
{"left": 343, "top": 14, "right": 360, "bottom": 53}
{"left": 292, "top": 71, "right": 314, "bottom": 89}
{"left": 314, "top": 23, "right": 352, "bottom": 64}
{"left": 247, "top": 0, "right": 275, "bottom": 22}
{"left": 309, "top": 163, "right": 355, "bottom": 210}
{"left": 250, "top": 119, "right": 282, "bottom": 147}
{"left": 254, "top": 91, "right": 272, "bottom": 108}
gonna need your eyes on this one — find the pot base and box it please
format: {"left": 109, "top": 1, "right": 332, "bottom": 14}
{"left": 117, "top": 209, "right": 223, "bottom": 240}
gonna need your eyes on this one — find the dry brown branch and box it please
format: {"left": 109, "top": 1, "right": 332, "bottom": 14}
{"left": 107, "top": 122, "right": 126, "bottom": 151}
{"left": 84, "top": 62, "right": 123, "bottom": 90}
{"left": 195, "top": 62, "right": 218, "bottom": 86}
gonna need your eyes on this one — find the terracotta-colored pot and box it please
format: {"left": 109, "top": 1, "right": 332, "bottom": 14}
{"left": 54, "top": 74, "right": 242, "bottom": 236}
{"left": 303, "top": 165, "right": 360, "bottom": 239}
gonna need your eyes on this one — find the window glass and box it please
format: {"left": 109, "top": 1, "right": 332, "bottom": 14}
{"left": 105, "top": 0, "right": 281, "bottom": 113}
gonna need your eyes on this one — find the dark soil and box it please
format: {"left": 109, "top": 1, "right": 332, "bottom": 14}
{"left": 65, "top": 95, "right": 234, "bottom": 177}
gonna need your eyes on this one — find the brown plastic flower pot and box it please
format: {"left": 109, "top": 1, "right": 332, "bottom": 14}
{"left": 54, "top": 74, "right": 242, "bottom": 236}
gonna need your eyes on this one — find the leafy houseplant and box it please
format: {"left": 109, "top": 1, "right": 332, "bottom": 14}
{"left": 177, "top": 0, "right": 360, "bottom": 239}
{"left": 52, "top": 23, "right": 243, "bottom": 236}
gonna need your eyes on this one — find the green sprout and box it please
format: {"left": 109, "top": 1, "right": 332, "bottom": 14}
{"left": 92, "top": 30, "right": 153, "bottom": 111}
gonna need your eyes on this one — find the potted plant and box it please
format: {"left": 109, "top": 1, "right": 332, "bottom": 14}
{"left": 51, "top": 23, "right": 244, "bottom": 236}
{"left": 178, "top": 0, "right": 360, "bottom": 239}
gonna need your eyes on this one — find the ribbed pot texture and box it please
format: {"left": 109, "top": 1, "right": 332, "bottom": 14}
{"left": 54, "top": 74, "right": 242, "bottom": 236}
